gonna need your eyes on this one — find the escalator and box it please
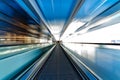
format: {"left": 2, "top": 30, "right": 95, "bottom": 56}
{"left": 33, "top": 44, "right": 82, "bottom": 80}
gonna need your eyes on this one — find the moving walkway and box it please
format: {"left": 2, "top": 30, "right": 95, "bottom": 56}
{"left": 19, "top": 44, "right": 97, "bottom": 80}
{"left": 34, "top": 44, "right": 82, "bottom": 80}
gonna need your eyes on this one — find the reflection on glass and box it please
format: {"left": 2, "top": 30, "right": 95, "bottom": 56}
{"left": 63, "top": 43, "right": 120, "bottom": 80}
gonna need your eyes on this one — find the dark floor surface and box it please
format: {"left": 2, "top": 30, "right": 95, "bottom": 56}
{"left": 34, "top": 44, "right": 82, "bottom": 80}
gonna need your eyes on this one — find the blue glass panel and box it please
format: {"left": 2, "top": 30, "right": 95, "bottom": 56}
{"left": 0, "top": 21, "right": 24, "bottom": 32}
{"left": 4, "top": 0, "right": 26, "bottom": 16}
{"left": 0, "top": 1, "right": 14, "bottom": 17}
{"left": 23, "top": 0, "right": 40, "bottom": 20}
{"left": 0, "top": 21, "right": 8, "bottom": 27}
{"left": 0, "top": 13, "right": 11, "bottom": 21}
{"left": 16, "top": 0, "right": 39, "bottom": 23}
{"left": 92, "top": 2, "right": 120, "bottom": 23}
{"left": 0, "top": 1, "right": 36, "bottom": 25}
{"left": 75, "top": 0, "right": 119, "bottom": 22}
{"left": 37, "top": 0, "right": 78, "bottom": 22}
{"left": 0, "top": 21, "right": 17, "bottom": 31}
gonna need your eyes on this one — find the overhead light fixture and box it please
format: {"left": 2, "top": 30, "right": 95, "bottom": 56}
{"left": 65, "top": 20, "right": 85, "bottom": 34}
{"left": 53, "top": 34, "right": 60, "bottom": 41}
{"left": 61, "top": 20, "right": 85, "bottom": 40}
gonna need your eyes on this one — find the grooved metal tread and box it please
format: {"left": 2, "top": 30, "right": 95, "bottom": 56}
{"left": 34, "top": 44, "right": 82, "bottom": 80}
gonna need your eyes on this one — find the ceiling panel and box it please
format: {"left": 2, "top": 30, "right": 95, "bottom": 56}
{"left": 91, "top": 1, "right": 120, "bottom": 23}
{"left": 36, "top": 0, "right": 79, "bottom": 40}
{"left": 74, "top": 0, "right": 119, "bottom": 22}
{"left": 62, "top": 0, "right": 120, "bottom": 40}
{"left": 0, "top": 0, "right": 119, "bottom": 41}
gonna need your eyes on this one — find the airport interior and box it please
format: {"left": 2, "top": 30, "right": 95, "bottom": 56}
{"left": 0, "top": 0, "right": 120, "bottom": 80}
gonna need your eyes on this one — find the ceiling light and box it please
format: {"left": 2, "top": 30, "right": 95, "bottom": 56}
{"left": 61, "top": 20, "right": 85, "bottom": 40}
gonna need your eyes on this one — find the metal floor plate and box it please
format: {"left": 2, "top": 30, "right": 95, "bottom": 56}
{"left": 34, "top": 44, "right": 82, "bottom": 80}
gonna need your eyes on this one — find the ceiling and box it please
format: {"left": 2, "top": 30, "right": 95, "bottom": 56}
{"left": 0, "top": 0, "right": 120, "bottom": 41}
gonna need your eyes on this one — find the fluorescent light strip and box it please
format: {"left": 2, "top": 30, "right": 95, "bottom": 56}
{"left": 61, "top": 20, "right": 85, "bottom": 40}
